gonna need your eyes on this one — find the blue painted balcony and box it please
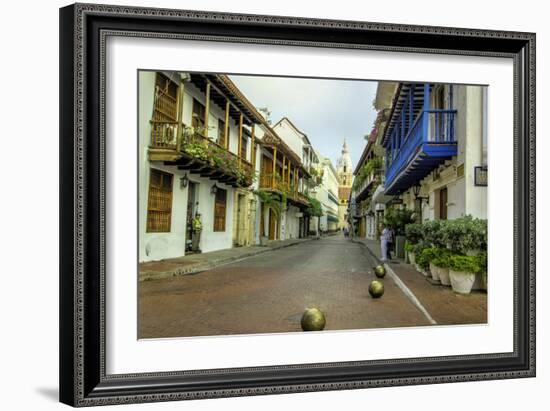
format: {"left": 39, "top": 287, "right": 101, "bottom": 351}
{"left": 383, "top": 83, "right": 457, "bottom": 195}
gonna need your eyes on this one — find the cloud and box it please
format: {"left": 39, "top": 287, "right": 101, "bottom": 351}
{"left": 230, "top": 74, "right": 378, "bottom": 168}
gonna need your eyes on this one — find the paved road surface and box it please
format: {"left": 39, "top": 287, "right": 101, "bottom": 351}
{"left": 139, "top": 235, "right": 430, "bottom": 338}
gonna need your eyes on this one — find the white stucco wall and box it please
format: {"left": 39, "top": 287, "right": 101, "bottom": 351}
{"left": 139, "top": 72, "right": 238, "bottom": 262}
{"left": 401, "top": 84, "right": 487, "bottom": 222}
{"left": 272, "top": 119, "right": 307, "bottom": 161}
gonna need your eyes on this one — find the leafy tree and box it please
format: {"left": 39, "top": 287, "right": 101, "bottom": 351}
{"left": 254, "top": 190, "right": 282, "bottom": 219}
{"left": 383, "top": 208, "right": 415, "bottom": 236}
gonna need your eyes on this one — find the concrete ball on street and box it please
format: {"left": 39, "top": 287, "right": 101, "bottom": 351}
{"left": 374, "top": 265, "right": 386, "bottom": 278}
{"left": 369, "top": 280, "right": 385, "bottom": 298}
{"left": 301, "top": 308, "right": 326, "bottom": 331}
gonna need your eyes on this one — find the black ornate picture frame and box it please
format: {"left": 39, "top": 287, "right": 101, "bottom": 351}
{"left": 59, "top": 3, "right": 535, "bottom": 407}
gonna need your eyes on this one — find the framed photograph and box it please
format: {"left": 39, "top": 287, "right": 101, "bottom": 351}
{"left": 59, "top": 3, "right": 535, "bottom": 407}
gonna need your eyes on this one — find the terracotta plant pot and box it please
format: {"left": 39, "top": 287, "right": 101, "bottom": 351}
{"left": 449, "top": 270, "right": 476, "bottom": 294}
{"left": 438, "top": 267, "right": 451, "bottom": 286}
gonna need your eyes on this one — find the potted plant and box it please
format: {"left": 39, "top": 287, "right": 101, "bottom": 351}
{"left": 442, "top": 216, "right": 487, "bottom": 255}
{"left": 404, "top": 223, "right": 423, "bottom": 264}
{"left": 431, "top": 249, "right": 453, "bottom": 286}
{"left": 414, "top": 240, "right": 430, "bottom": 277}
{"left": 414, "top": 241, "right": 431, "bottom": 277}
{"left": 420, "top": 247, "right": 439, "bottom": 281}
{"left": 448, "top": 254, "right": 482, "bottom": 294}
{"left": 405, "top": 242, "right": 416, "bottom": 265}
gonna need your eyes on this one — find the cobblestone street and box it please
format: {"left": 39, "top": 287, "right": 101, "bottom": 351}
{"left": 139, "top": 235, "right": 432, "bottom": 338}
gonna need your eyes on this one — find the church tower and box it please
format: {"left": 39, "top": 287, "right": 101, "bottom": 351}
{"left": 336, "top": 138, "right": 353, "bottom": 229}
{"left": 336, "top": 138, "right": 353, "bottom": 187}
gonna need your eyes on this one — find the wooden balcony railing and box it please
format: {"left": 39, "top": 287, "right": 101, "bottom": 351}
{"left": 149, "top": 120, "right": 254, "bottom": 187}
{"left": 258, "top": 172, "right": 310, "bottom": 206}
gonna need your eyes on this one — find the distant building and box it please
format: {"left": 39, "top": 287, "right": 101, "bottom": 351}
{"left": 258, "top": 117, "right": 317, "bottom": 240}
{"left": 310, "top": 154, "right": 340, "bottom": 233}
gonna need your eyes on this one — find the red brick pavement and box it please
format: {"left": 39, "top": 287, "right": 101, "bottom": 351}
{"left": 353, "top": 238, "right": 487, "bottom": 326}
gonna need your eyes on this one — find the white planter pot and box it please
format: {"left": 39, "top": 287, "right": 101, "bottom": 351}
{"left": 408, "top": 252, "right": 416, "bottom": 266}
{"left": 429, "top": 262, "right": 440, "bottom": 281}
{"left": 438, "top": 267, "right": 451, "bottom": 286}
{"left": 449, "top": 270, "right": 476, "bottom": 294}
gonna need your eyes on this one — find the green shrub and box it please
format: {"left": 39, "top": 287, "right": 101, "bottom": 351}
{"left": 476, "top": 251, "right": 488, "bottom": 283}
{"left": 420, "top": 247, "right": 438, "bottom": 264}
{"left": 448, "top": 255, "right": 482, "bottom": 274}
{"left": 405, "top": 242, "right": 415, "bottom": 253}
{"left": 384, "top": 208, "right": 415, "bottom": 236}
{"left": 413, "top": 240, "right": 430, "bottom": 256}
{"left": 405, "top": 223, "right": 423, "bottom": 244}
{"left": 431, "top": 248, "right": 453, "bottom": 268}
{"left": 422, "top": 219, "right": 447, "bottom": 248}
{"left": 413, "top": 241, "right": 431, "bottom": 270}
{"left": 442, "top": 216, "right": 487, "bottom": 254}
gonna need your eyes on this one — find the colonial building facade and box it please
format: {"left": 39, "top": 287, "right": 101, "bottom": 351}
{"left": 381, "top": 82, "right": 487, "bottom": 222}
{"left": 351, "top": 82, "right": 397, "bottom": 239}
{"left": 311, "top": 153, "right": 340, "bottom": 233}
{"left": 139, "top": 71, "right": 265, "bottom": 262}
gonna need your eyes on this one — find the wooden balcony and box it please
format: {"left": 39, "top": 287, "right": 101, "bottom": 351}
{"left": 383, "top": 84, "right": 457, "bottom": 195}
{"left": 258, "top": 173, "right": 309, "bottom": 207}
{"left": 148, "top": 120, "right": 254, "bottom": 188}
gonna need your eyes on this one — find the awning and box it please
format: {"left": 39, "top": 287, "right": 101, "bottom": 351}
{"left": 372, "top": 184, "right": 394, "bottom": 204}
{"left": 327, "top": 214, "right": 339, "bottom": 223}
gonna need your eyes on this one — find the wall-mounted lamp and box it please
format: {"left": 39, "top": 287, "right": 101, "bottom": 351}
{"left": 180, "top": 173, "right": 189, "bottom": 189}
{"left": 210, "top": 183, "right": 218, "bottom": 195}
{"left": 412, "top": 184, "right": 429, "bottom": 203}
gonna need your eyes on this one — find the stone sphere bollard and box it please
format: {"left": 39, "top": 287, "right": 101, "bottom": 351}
{"left": 374, "top": 265, "right": 386, "bottom": 278}
{"left": 369, "top": 280, "right": 385, "bottom": 298}
{"left": 301, "top": 308, "right": 326, "bottom": 331}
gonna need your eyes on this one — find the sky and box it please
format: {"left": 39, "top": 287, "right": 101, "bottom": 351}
{"left": 229, "top": 74, "right": 379, "bottom": 168}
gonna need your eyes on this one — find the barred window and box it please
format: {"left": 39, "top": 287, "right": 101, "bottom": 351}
{"left": 146, "top": 169, "right": 173, "bottom": 233}
{"left": 213, "top": 188, "right": 227, "bottom": 232}
{"left": 218, "top": 119, "right": 226, "bottom": 146}
{"left": 192, "top": 98, "right": 206, "bottom": 130}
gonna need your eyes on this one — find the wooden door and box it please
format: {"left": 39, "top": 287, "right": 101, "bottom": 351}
{"left": 439, "top": 187, "right": 448, "bottom": 220}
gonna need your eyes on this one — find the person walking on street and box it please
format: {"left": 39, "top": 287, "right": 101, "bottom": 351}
{"left": 387, "top": 226, "right": 394, "bottom": 260}
{"left": 380, "top": 223, "right": 391, "bottom": 261}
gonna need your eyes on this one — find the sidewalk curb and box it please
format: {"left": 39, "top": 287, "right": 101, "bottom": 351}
{"left": 351, "top": 238, "right": 437, "bottom": 325}
{"left": 140, "top": 238, "right": 315, "bottom": 281}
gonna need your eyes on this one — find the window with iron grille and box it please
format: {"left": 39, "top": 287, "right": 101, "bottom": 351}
{"left": 151, "top": 73, "right": 179, "bottom": 148}
{"left": 241, "top": 134, "right": 248, "bottom": 160}
{"left": 218, "top": 119, "right": 226, "bottom": 146}
{"left": 146, "top": 169, "right": 173, "bottom": 233}
{"left": 192, "top": 98, "right": 206, "bottom": 130}
{"left": 213, "top": 188, "right": 227, "bottom": 232}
